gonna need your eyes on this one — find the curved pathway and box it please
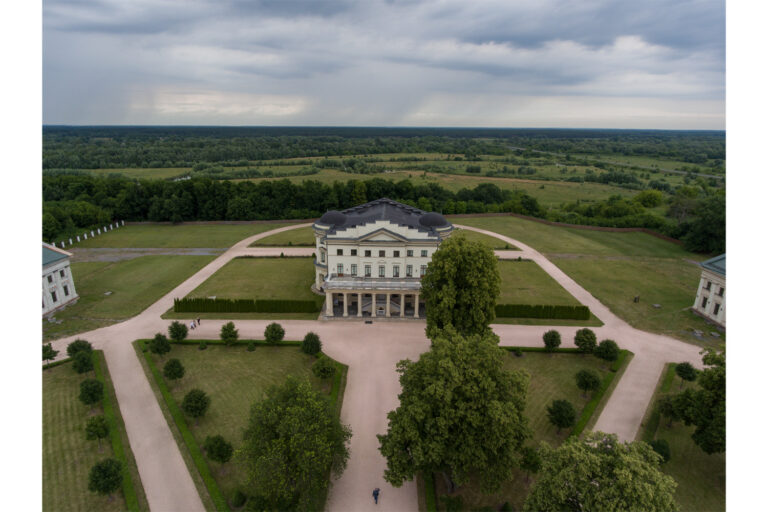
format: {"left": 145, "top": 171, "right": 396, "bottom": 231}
{"left": 47, "top": 222, "right": 707, "bottom": 512}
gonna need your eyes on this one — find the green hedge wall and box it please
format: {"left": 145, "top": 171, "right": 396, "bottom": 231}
{"left": 495, "top": 303, "right": 590, "bottom": 320}
{"left": 173, "top": 297, "right": 322, "bottom": 313}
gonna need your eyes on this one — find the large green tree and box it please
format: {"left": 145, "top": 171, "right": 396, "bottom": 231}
{"left": 421, "top": 234, "right": 501, "bottom": 338}
{"left": 378, "top": 328, "right": 530, "bottom": 493}
{"left": 524, "top": 432, "right": 678, "bottom": 512}
{"left": 238, "top": 377, "right": 351, "bottom": 511}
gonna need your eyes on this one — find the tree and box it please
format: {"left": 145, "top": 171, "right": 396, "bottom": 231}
{"left": 220, "top": 321, "right": 239, "bottom": 346}
{"left": 574, "top": 328, "right": 597, "bottom": 354}
{"left": 204, "top": 434, "right": 233, "bottom": 464}
{"left": 163, "top": 358, "right": 185, "bottom": 382}
{"left": 682, "top": 193, "right": 725, "bottom": 253}
{"left": 648, "top": 439, "right": 671, "bottom": 463}
{"left": 594, "top": 339, "right": 620, "bottom": 362}
{"left": 85, "top": 415, "right": 110, "bottom": 450}
{"left": 378, "top": 328, "right": 530, "bottom": 494}
{"left": 149, "top": 333, "right": 171, "bottom": 356}
{"left": 182, "top": 389, "right": 210, "bottom": 424}
{"left": 523, "top": 432, "right": 678, "bottom": 512}
{"left": 168, "top": 321, "right": 188, "bottom": 342}
{"left": 546, "top": 399, "right": 576, "bottom": 434}
{"left": 542, "top": 330, "right": 561, "bottom": 352}
{"left": 88, "top": 458, "right": 123, "bottom": 498}
{"left": 575, "top": 370, "right": 601, "bottom": 398}
{"left": 671, "top": 350, "right": 725, "bottom": 454}
{"left": 657, "top": 395, "right": 682, "bottom": 427}
{"left": 239, "top": 377, "right": 351, "bottom": 511}
{"left": 79, "top": 379, "right": 103, "bottom": 409}
{"left": 73, "top": 350, "right": 94, "bottom": 374}
{"left": 301, "top": 332, "right": 322, "bottom": 355}
{"left": 264, "top": 322, "right": 284, "bottom": 343}
{"left": 312, "top": 356, "right": 336, "bottom": 379}
{"left": 675, "top": 362, "right": 697, "bottom": 389}
{"left": 43, "top": 343, "right": 59, "bottom": 365}
{"left": 67, "top": 339, "right": 93, "bottom": 358}
{"left": 519, "top": 445, "right": 541, "bottom": 483}
{"left": 350, "top": 180, "right": 367, "bottom": 205}
{"left": 421, "top": 235, "right": 501, "bottom": 338}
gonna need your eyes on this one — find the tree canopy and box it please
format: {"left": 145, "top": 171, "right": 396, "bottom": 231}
{"left": 88, "top": 458, "right": 123, "bottom": 496}
{"left": 524, "top": 432, "right": 678, "bottom": 512}
{"left": 43, "top": 343, "right": 58, "bottom": 365}
{"left": 421, "top": 235, "right": 501, "bottom": 338}
{"left": 378, "top": 327, "right": 530, "bottom": 493}
{"left": 168, "top": 321, "right": 188, "bottom": 342}
{"left": 239, "top": 376, "right": 351, "bottom": 511}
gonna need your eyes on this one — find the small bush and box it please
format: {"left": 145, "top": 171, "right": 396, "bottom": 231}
{"left": 264, "top": 322, "right": 285, "bottom": 344}
{"left": 247, "top": 341, "right": 256, "bottom": 352}
{"left": 574, "top": 328, "right": 597, "bottom": 354}
{"left": 513, "top": 347, "right": 523, "bottom": 357}
{"left": 649, "top": 439, "right": 671, "bottom": 463}
{"left": 67, "top": 339, "right": 93, "bottom": 358}
{"left": 312, "top": 356, "right": 336, "bottom": 379}
{"left": 231, "top": 490, "right": 247, "bottom": 508}
{"left": 301, "top": 332, "right": 322, "bottom": 355}
{"left": 543, "top": 330, "right": 561, "bottom": 351}
{"left": 198, "top": 340, "right": 208, "bottom": 350}
{"left": 595, "top": 339, "right": 620, "bottom": 362}
{"left": 73, "top": 351, "right": 94, "bottom": 374}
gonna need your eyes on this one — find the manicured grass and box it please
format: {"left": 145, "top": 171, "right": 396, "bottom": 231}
{"left": 43, "top": 255, "right": 216, "bottom": 341}
{"left": 86, "top": 167, "right": 192, "bottom": 179}
{"left": 433, "top": 350, "right": 627, "bottom": 511}
{"left": 43, "top": 352, "right": 147, "bottom": 512}
{"left": 498, "top": 260, "right": 580, "bottom": 306}
{"left": 186, "top": 257, "right": 317, "bottom": 301}
{"left": 75, "top": 223, "right": 291, "bottom": 248}
{"left": 140, "top": 341, "right": 346, "bottom": 507}
{"left": 553, "top": 257, "right": 724, "bottom": 348}
{"left": 249, "top": 226, "right": 316, "bottom": 246}
{"left": 637, "top": 365, "right": 725, "bottom": 512}
{"left": 452, "top": 228, "right": 516, "bottom": 250}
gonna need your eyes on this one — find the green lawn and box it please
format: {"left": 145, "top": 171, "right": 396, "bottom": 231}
{"left": 452, "top": 228, "right": 516, "bottom": 250}
{"left": 638, "top": 365, "right": 725, "bottom": 512}
{"left": 75, "top": 223, "right": 292, "bottom": 248}
{"left": 43, "top": 353, "right": 147, "bottom": 512}
{"left": 498, "top": 260, "right": 580, "bottom": 306}
{"left": 250, "top": 226, "right": 316, "bottom": 246}
{"left": 44, "top": 256, "right": 215, "bottom": 341}
{"left": 185, "top": 257, "right": 317, "bottom": 301}
{"left": 86, "top": 167, "right": 192, "bottom": 180}
{"left": 434, "top": 351, "right": 620, "bottom": 511}
{"left": 144, "top": 343, "right": 341, "bottom": 503}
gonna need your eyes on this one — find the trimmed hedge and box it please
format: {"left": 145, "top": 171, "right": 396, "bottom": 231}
{"left": 495, "top": 303, "right": 591, "bottom": 320}
{"left": 174, "top": 297, "right": 321, "bottom": 314}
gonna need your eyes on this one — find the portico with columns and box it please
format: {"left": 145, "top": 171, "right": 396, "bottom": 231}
{"left": 314, "top": 198, "right": 452, "bottom": 319}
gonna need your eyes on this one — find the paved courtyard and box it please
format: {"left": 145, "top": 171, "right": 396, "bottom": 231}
{"left": 46, "top": 223, "right": 706, "bottom": 512}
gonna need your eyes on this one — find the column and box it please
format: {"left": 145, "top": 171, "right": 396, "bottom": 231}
{"left": 325, "top": 292, "right": 333, "bottom": 317}
{"left": 343, "top": 292, "right": 349, "bottom": 317}
{"left": 385, "top": 293, "right": 391, "bottom": 317}
{"left": 414, "top": 293, "right": 420, "bottom": 318}
{"left": 400, "top": 293, "right": 405, "bottom": 317}
{"left": 357, "top": 293, "right": 363, "bottom": 317}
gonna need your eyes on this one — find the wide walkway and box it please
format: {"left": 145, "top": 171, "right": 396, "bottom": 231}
{"left": 47, "top": 222, "right": 707, "bottom": 512}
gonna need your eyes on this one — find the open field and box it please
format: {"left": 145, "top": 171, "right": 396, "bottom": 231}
{"left": 75, "top": 223, "right": 293, "bottom": 248}
{"left": 434, "top": 351, "right": 620, "bottom": 511}
{"left": 43, "top": 256, "right": 215, "bottom": 341}
{"left": 85, "top": 167, "right": 192, "bottom": 179}
{"left": 498, "top": 260, "right": 581, "bottom": 305}
{"left": 638, "top": 364, "right": 725, "bottom": 512}
{"left": 250, "top": 226, "right": 316, "bottom": 246}
{"left": 453, "top": 228, "right": 516, "bottom": 249}
{"left": 43, "top": 352, "right": 147, "bottom": 512}
{"left": 185, "top": 257, "right": 317, "bottom": 301}
{"left": 144, "top": 343, "right": 341, "bottom": 503}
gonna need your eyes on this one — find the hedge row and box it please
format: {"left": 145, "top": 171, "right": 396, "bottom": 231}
{"left": 495, "top": 303, "right": 591, "bottom": 320}
{"left": 173, "top": 297, "right": 322, "bottom": 313}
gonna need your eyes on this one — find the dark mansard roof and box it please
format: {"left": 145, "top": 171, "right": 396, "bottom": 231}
{"left": 315, "top": 198, "right": 451, "bottom": 236}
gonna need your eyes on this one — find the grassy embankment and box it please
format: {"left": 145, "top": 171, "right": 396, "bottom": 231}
{"left": 74, "top": 223, "right": 291, "bottom": 248}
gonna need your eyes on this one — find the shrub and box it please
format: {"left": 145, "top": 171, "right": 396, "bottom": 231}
{"left": 231, "top": 490, "right": 247, "bottom": 508}
{"left": 79, "top": 379, "right": 103, "bottom": 408}
{"left": 198, "top": 340, "right": 207, "bottom": 350}
{"left": 264, "top": 322, "right": 285, "bottom": 344}
{"left": 204, "top": 434, "right": 234, "bottom": 464}
{"left": 247, "top": 341, "right": 256, "bottom": 352}
{"left": 88, "top": 458, "right": 123, "bottom": 496}
{"left": 574, "top": 328, "right": 597, "bottom": 354}
{"left": 301, "top": 332, "right": 322, "bottom": 355}
{"left": 595, "top": 339, "right": 620, "bottom": 362}
{"left": 575, "top": 370, "right": 601, "bottom": 397}
{"left": 85, "top": 415, "right": 110, "bottom": 449}
{"left": 168, "top": 321, "right": 188, "bottom": 342}
{"left": 513, "top": 347, "right": 523, "bottom": 357}
{"left": 220, "top": 321, "right": 239, "bottom": 346}
{"left": 649, "top": 439, "right": 671, "bottom": 463}
{"left": 675, "top": 362, "right": 697, "bottom": 388}
{"left": 182, "top": 389, "right": 211, "bottom": 423}
{"left": 163, "top": 358, "right": 185, "bottom": 381}
{"left": 149, "top": 333, "right": 171, "bottom": 356}
{"left": 72, "top": 350, "right": 94, "bottom": 374}
{"left": 67, "top": 339, "right": 93, "bottom": 358}
{"left": 312, "top": 356, "right": 336, "bottom": 379}
{"left": 543, "top": 330, "right": 561, "bottom": 352}
{"left": 547, "top": 399, "right": 577, "bottom": 433}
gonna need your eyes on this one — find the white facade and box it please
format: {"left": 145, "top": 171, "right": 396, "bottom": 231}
{"left": 692, "top": 254, "right": 725, "bottom": 328}
{"left": 43, "top": 243, "right": 78, "bottom": 316}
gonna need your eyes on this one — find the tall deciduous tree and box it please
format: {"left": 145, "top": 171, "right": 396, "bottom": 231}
{"left": 239, "top": 377, "right": 351, "bottom": 511}
{"left": 524, "top": 432, "right": 678, "bottom": 512}
{"left": 378, "top": 328, "right": 530, "bottom": 493}
{"left": 421, "top": 235, "right": 501, "bottom": 338}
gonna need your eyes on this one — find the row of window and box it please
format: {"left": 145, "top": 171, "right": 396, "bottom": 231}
{"left": 326, "top": 248, "right": 430, "bottom": 259}
{"left": 703, "top": 281, "right": 724, "bottom": 297}
{"left": 700, "top": 296, "right": 722, "bottom": 316}
{"left": 45, "top": 285, "right": 70, "bottom": 306}
{"left": 45, "top": 267, "right": 69, "bottom": 284}
{"left": 336, "top": 263, "right": 427, "bottom": 278}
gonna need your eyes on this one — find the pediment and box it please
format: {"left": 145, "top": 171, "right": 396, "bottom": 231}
{"left": 357, "top": 228, "right": 409, "bottom": 243}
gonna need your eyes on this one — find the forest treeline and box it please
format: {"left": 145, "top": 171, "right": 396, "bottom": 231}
{"left": 42, "top": 173, "right": 724, "bottom": 254}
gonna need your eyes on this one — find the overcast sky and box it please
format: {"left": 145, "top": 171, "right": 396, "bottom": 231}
{"left": 42, "top": 0, "right": 725, "bottom": 129}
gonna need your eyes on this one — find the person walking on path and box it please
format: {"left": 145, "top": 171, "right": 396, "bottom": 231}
{"left": 372, "top": 488, "right": 380, "bottom": 505}
{"left": 197, "top": 317, "right": 201, "bottom": 325}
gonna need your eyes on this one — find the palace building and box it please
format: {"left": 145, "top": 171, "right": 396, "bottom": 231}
{"left": 314, "top": 198, "right": 453, "bottom": 318}
{"left": 43, "top": 242, "right": 78, "bottom": 316}
{"left": 692, "top": 253, "right": 725, "bottom": 328}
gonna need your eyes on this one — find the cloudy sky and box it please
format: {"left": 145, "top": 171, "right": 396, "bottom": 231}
{"left": 43, "top": 0, "right": 725, "bottom": 128}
